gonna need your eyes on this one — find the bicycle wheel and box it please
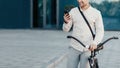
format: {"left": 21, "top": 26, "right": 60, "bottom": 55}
{"left": 93, "top": 58, "right": 99, "bottom": 68}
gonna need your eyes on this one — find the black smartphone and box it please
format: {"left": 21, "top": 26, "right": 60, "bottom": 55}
{"left": 64, "top": 5, "right": 75, "bottom": 14}
{"left": 64, "top": 10, "right": 69, "bottom": 14}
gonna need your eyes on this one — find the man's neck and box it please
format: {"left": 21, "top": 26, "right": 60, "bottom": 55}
{"left": 80, "top": 4, "right": 90, "bottom": 11}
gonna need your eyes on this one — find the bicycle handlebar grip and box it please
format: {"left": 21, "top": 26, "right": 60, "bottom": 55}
{"left": 113, "top": 37, "right": 119, "bottom": 39}
{"left": 67, "top": 36, "right": 71, "bottom": 38}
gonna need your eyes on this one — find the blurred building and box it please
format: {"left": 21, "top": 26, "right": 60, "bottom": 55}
{"left": 0, "top": 0, "right": 119, "bottom": 30}
{"left": 35, "top": 0, "right": 77, "bottom": 29}
{"left": 0, "top": 0, "right": 76, "bottom": 29}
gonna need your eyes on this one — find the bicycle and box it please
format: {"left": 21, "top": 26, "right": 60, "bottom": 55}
{"left": 67, "top": 35, "right": 119, "bottom": 68}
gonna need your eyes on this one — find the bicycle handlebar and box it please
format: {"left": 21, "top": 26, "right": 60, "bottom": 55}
{"left": 67, "top": 36, "right": 86, "bottom": 47}
{"left": 67, "top": 36, "right": 119, "bottom": 52}
{"left": 67, "top": 35, "right": 119, "bottom": 68}
{"left": 97, "top": 37, "right": 118, "bottom": 46}
{"left": 95, "top": 36, "right": 118, "bottom": 51}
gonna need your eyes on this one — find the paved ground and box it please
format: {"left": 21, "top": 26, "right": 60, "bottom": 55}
{"left": 97, "top": 31, "right": 120, "bottom": 68}
{"left": 0, "top": 29, "right": 119, "bottom": 68}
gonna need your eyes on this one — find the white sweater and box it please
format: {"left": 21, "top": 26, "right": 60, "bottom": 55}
{"left": 63, "top": 6, "right": 104, "bottom": 51}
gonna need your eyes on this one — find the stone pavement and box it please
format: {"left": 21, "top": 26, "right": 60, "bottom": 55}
{"left": 0, "top": 29, "right": 119, "bottom": 68}
{"left": 0, "top": 29, "right": 69, "bottom": 68}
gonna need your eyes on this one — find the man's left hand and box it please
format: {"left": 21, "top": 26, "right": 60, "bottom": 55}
{"left": 89, "top": 43, "right": 97, "bottom": 51}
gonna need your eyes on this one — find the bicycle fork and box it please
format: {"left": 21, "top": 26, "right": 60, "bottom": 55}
{"left": 88, "top": 51, "right": 98, "bottom": 68}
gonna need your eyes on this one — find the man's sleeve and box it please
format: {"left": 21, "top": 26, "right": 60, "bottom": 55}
{"left": 62, "top": 20, "right": 72, "bottom": 32}
{"left": 92, "top": 12, "right": 104, "bottom": 45}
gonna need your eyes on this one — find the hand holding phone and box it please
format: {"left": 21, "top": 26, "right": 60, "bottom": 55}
{"left": 64, "top": 13, "right": 71, "bottom": 24}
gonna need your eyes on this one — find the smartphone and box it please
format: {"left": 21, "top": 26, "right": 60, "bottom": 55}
{"left": 64, "top": 10, "right": 69, "bottom": 14}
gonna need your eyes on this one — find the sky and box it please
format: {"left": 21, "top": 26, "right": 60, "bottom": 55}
{"left": 91, "top": 0, "right": 120, "bottom": 4}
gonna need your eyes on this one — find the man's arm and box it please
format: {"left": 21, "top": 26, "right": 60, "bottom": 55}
{"left": 92, "top": 12, "right": 104, "bottom": 46}
{"left": 62, "top": 21, "right": 72, "bottom": 32}
{"left": 62, "top": 13, "right": 73, "bottom": 32}
{"left": 89, "top": 12, "right": 104, "bottom": 51}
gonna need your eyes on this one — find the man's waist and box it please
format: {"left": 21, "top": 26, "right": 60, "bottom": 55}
{"left": 71, "top": 34, "right": 93, "bottom": 41}
{"left": 70, "top": 38, "right": 93, "bottom": 48}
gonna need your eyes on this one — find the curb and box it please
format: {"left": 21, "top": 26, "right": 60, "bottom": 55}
{"left": 42, "top": 53, "right": 68, "bottom": 68}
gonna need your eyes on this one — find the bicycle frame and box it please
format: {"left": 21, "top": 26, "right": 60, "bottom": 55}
{"left": 67, "top": 36, "right": 119, "bottom": 68}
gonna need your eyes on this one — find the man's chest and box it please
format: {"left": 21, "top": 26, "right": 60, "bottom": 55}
{"left": 72, "top": 10, "right": 97, "bottom": 27}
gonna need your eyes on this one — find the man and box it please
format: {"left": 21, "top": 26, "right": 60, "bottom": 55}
{"left": 63, "top": 0, "right": 104, "bottom": 68}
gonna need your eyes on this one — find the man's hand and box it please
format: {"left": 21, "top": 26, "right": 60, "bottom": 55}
{"left": 63, "top": 13, "right": 71, "bottom": 24}
{"left": 89, "top": 43, "right": 97, "bottom": 51}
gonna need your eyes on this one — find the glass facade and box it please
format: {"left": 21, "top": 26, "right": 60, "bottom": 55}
{"left": 0, "top": 0, "right": 119, "bottom": 30}
{"left": 37, "top": 0, "right": 57, "bottom": 28}
{"left": 35, "top": 0, "right": 120, "bottom": 30}
{"left": 46, "top": 0, "right": 56, "bottom": 28}
{"left": 38, "top": 0, "right": 43, "bottom": 28}
{"left": 35, "top": 0, "right": 77, "bottom": 29}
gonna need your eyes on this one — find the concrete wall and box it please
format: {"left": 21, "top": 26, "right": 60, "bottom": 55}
{"left": 0, "top": 0, "right": 31, "bottom": 28}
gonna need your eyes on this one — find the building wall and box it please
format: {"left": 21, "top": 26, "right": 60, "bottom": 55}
{"left": 0, "top": 0, "right": 31, "bottom": 28}
{"left": 0, "top": 0, "right": 119, "bottom": 30}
